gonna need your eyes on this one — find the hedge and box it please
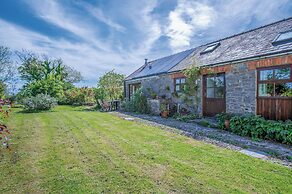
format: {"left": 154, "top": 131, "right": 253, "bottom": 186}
{"left": 216, "top": 113, "right": 292, "bottom": 144}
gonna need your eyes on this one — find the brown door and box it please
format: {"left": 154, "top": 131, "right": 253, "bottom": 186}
{"left": 203, "top": 73, "right": 226, "bottom": 116}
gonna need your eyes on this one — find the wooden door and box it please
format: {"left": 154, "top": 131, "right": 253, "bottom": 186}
{"left": 203, "top": 73, "right": 226, "bottom": 116}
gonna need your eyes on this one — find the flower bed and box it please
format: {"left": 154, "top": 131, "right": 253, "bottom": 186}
{"left": 217, "top": 113, "right": 292, "bottom": 144}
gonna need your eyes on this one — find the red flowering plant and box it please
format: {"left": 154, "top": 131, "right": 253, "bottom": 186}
{"left": 0, "top": 99, "right": 12, "bottom": 150}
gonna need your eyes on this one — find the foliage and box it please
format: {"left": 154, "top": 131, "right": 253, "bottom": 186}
{"left": 159, "top": 102, "right": 168, "bottom": 112}
{"left": 0, "top": 99, "right": 12, "bottom": 149}
{"left": 146, "top": 87, "right": 157, "bottom": 99}
{"left": 182, "top": 65, "right": 201, "bottom": 96}
{"left": 173, "top": 113, "right": 199, "bottom": 122}
{"left": 216, "top": 113, "right": 233, "bottom": 130}
{"left": 121, "top": 88, "right": 150, "bottom": 114}
{"left": 61, "top": 87, "right": 95, "bottom": 106}
{"left": 19, "top": 77, "right": 64, "bottom": 100}
{"left": 0, "top": 46, "right": 17, "bottom": 94}
{"left": 217, "top": 113, "right": 292, "bottom": 144}
{"left": 94, "top": 87, "right": 106, "bottom": 101}
{"left": 198, "top": 119, "right": 211, "bottom": 127}
{"left": 17, "top": 52, "right": 82, "bottom": 83}
{"left": 22, "top": 94, "right": 57, "bottom": 112}
{"left": 0, "top": 81, "right": 6, "bottom": 99}
{"left": 282, "top": 90, "right": 292, "bottom": 97}
{"left": 181, "top": 64, "right": 201, "bottom": 111}
{"left": 17, "top": 51, "right": 82, "bottom": 102}
{"left": 97, "top": 70, "right": 125, "bottom": 101}
{"left": 165, "top": 85, "right": 170, "bottom": 91}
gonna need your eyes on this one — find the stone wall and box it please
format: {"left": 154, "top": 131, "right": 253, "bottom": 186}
{"left": 125, "top": 73, "right": 202, "bottom": 115}
{"left": 225, "top": 63, "right": 256, "bottom": 114}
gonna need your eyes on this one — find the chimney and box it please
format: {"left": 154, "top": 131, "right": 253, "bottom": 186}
{"left": 144, "top": 58, "right": 148, "bottom": 65}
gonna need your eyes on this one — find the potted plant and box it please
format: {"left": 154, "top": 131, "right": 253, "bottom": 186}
{"left": 217, "top": 113, "right": 232, "bottom": 130}
{"left": 160, "top": 102, "right": 169, "bottom": 118}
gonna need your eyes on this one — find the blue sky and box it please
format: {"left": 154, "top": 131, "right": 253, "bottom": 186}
{"left": 0, "top": 0, "right": 291, "bottom": 87}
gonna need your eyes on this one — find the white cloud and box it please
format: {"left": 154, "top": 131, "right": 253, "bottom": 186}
{"left": 77, "top": 1, "right": 126, "bottom": 32}
{"left": 166, "top": 0, "right": 216, "bottom": 51}
{"left": 0, "top": 0, "right": 163, "bottom": 87}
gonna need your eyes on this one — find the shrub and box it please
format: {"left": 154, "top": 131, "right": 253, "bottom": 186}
{"left": 217, "top": 113, "right": 292, "bottom": 144}
{"left": 60, "top": 87, "right": 95, "bottom": 106}
{"left": 121, "top": 88, "right": 150, "bottom": 114}
{"left": 173, "top": 114, "right": 199, "bottom": 122}
{"left": 216, "top": 113, "right": 233, "bottom": 130}
{"left": 22, "top": 94, "right": 57, "bottom": 112}
{"left": 198, "top": 119, "right": 210, "bottom": 127}
{"left": 0, "top": 99, "right": 12, "bottom": 149}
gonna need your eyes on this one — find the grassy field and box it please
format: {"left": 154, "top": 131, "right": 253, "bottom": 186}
{"left": 0, "top": 106, "right": 291, "bottom": 193}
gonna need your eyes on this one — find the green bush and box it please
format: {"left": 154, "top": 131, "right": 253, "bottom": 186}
{"left": 19, "top": 77, "right": 65, "bottom": 101}
{"left": 217, "top": 113, "right": 292, "bottom": 144}
{"left": 216, "top": 113, "right": 233, "bottom": 130}
{"left": 60, "top": 87, "right": 95, "bottom": 106}
{"left": 121, "top": 88, "right": 150, "bottom": 114}
{"left": 173, "top": 114, "right": 199, "bottom": 122}
{"left": 22, "top": 94, "right": 57, "bottom": 112}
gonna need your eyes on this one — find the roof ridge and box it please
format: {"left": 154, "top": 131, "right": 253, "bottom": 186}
{"left": 200, "top": 17, "right": 292, "bottom": 47}
{"left": 147, "top": 48, "right": 195, "bottom": 63}
{"left": 146, "top": 17, "right": 292, "bottom": 64}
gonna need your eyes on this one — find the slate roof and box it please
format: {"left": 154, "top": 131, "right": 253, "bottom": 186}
{"left": 127, "top": 17, "right": 292, "bottom": 80}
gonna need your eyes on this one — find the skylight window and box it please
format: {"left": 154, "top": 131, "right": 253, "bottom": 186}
{"left": 200, "top": 42, "right": 220, "bottom": 54}
{"left": 272, "top": 30, "right": 292, "bottom": 45}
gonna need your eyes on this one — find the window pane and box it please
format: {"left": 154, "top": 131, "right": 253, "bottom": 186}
{"left": 275, "top": 68, "right": 290, "bottom": 80}
{"left": 275, "top": 82, "right": 292, "bottom": 97}
{"left": 258, "top": 84, "right": 274, "bottom": 96}
{"left": 214, "top": 76, "right": 224, "bottom": 87}
{"left": 181, "top": 78, "right": 186, "bottom": 84}
{"left": 175, "top": 79, "right": 180, "bottom": 84}
{"left": 260, "top": 70, "right": 273, "bottom": 80}
{"left": 215, "top": 87, "right": 224, "bottom": 98}
{"left": 207, "top": 88, "right": 214, "bottom": 98}
{"left": 175, "top": 85, "right": 180, "bottom": 91}
{"left": 207, "top": 77, "right": 214, "bottom": 87}
{"left": 275, "top": 31, "right": 292, "bottom": 42}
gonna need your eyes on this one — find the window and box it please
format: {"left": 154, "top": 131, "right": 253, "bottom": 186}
{"left": 200, "top": 42, "right": 220, "bottom": 54}
{"left": 206, "top": 74, "right": 225, "bottom": 98}
{"left": 129, "top": 83, "right": 141, "bottom": 99}
{"left": 258, "top": 65, "right": 292, "bottom": 97}
{"left": 174, "top": 77, "right": 186, "bottom": 92}
{"left": 272, "top": 30, "right": 292, "bottom": 45}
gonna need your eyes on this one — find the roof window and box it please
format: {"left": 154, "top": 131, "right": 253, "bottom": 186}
{"left": 200, "top": 42, "right": 220, "bottom": 54}
{"left": 272, "top": 30, "right": 292, "bottom": 45}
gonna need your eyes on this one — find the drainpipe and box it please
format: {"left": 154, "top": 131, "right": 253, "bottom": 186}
{"left": 123, "top": 81, "right": 126, "bottom": 100}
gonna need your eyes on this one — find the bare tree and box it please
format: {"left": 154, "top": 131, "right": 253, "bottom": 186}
{"left": 0, "top": 46, "right": 16, "bottom": 83}
{"left": 0, "top": 46, "right": 17, "bottom": 94}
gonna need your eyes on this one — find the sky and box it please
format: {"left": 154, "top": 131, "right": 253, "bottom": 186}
{"left": 0, "top": 0, "right": 291, "bottom": 87}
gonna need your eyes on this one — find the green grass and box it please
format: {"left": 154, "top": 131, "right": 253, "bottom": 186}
{"left": 1, "top": 106, "right": 291, "bottom": 193}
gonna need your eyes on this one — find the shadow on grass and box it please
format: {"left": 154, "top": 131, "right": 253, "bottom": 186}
{"left": 16, "top": 109, "right": 57, "bottom": 114}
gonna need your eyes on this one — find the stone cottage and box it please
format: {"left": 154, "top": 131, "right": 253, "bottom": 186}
{"left": 124, "top": 17, "right": 292, "bottom": 120}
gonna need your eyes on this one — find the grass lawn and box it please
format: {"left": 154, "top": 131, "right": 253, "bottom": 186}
{"left": 1, "top": 106, "right": 291, "bottom": 193}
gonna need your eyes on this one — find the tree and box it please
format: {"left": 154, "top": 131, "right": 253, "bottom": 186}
{"left": 16, "top": 51, "right": 82, "bottom": 101}
{"left": 17, "top": 51, "right": 82, "bottom": 83}
{"left": 0, "top": 46, "right": 17, "bottom": 94}
{"left": 97, "top": 70, "right": 125, "bottom": 101}
{"left": 63, "top": 65, "right": 83, "bottom": 84}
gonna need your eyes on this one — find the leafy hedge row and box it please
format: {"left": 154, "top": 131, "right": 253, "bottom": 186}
{"left": 217, "top": 113, "right": 292, "bottom": 144}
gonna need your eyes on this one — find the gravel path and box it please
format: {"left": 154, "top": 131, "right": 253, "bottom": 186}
{"left": 112, "top": 111, "right": 292, "bottom": 168}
